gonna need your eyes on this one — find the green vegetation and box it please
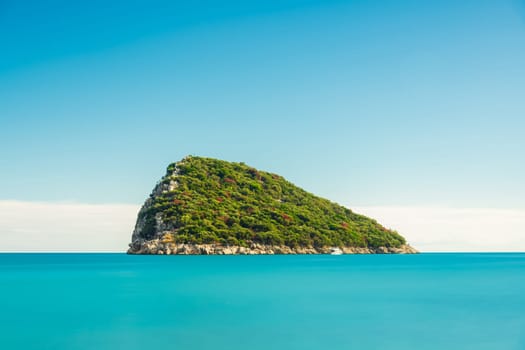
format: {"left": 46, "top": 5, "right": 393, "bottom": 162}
{"left": 137, "top": 156, "right": 406, "bottom": 249}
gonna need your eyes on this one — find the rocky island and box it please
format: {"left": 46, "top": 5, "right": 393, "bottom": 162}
{"left": 128, "top": 156, "right": 417, "bottom": 255}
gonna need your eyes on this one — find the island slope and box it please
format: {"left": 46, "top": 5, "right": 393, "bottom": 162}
{"left": 128, "top": 156, "right": 417, "bottom": 254}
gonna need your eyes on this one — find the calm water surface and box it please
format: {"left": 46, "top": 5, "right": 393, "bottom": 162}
{"left": 1, "top": 253, "right": 524, "bottom": 349}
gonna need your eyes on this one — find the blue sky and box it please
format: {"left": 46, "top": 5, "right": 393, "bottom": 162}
{"left": 1, "top": 0, "right": 524, "bottom": 209}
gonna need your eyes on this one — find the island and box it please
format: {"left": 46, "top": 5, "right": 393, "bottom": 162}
{"left": 127, "top": 156, "right": 417, "bottom": 255}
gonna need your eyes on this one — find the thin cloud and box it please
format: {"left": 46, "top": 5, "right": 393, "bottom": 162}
{"left": 353, "top": 206, "right": 525, "bottom": 252}
{"left": 0, "top": 200, "right": 139, "bottom": 252}
{"left": 0, "top": 200, "right": 523, "bottom": 252}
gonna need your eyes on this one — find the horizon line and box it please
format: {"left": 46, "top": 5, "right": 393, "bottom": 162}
{"left": 1, "top": 251, "right": 525, "bottom": 254}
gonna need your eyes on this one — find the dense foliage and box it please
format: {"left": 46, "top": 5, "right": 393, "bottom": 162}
{"left": 138, "top": 156, "right": 406, "bottom": 248}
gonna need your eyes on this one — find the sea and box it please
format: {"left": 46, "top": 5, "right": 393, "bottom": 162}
{"left": 1, "top": 253, "right": 524, "bottom": 350}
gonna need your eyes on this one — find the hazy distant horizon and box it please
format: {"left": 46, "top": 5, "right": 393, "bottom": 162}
{"left": 1, "top": 200, "right": 523, "bottom": 253}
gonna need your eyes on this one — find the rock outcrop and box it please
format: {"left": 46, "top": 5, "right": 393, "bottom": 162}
{"left": 128, "top": 239, "right": 418, "bottom": 255}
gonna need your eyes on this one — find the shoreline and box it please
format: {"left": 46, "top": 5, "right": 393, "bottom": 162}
{"left": 127, "top": 240, "right": 418, "bottom": 255}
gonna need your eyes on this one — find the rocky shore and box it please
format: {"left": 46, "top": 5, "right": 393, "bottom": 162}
{"left": 127, "top": 239, "right": 418, "bottom": 255}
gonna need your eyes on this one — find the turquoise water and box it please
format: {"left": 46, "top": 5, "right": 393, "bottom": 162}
{"left": 1, "top": 253, "right": 524, "bottom": 349}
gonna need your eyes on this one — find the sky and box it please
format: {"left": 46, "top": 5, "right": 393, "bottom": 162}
{"left": 1, "top": 0, "right": 524, "bottom": 251}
